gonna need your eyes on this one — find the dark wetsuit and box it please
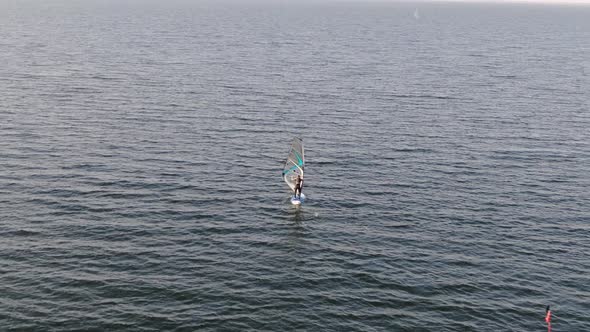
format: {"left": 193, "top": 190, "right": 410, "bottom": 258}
{"left": 294, "top": 176, "right": 303, "bottom": 198}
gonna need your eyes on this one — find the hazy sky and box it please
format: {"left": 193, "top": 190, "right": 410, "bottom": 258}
{"left": 336, "top": 0, "right": 590, "bottom": 4}
{"left": 438, "top": 0, "right": 590, "bottom": 3}
{"left": 273, "top": 0, "right": 590, "bottom": 5}
{"left": 402, "top": 0, "right": 590, "bottom": 3}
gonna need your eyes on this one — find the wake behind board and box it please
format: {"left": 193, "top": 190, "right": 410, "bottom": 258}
{"left": 291, "top": 193, "right": 306, "bottom": 205}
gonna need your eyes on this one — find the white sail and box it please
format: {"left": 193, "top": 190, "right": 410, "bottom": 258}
{"left": 282, "top": 137, "right": 304, "bottom": 192}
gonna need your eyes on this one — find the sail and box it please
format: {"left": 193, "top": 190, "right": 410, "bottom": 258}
{"left": 282, "top": 137, "right": 304, "bottom": 192}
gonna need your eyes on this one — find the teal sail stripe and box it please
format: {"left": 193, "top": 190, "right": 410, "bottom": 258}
{"left": 282, "top": 151, "right": 304, "bottom": 175}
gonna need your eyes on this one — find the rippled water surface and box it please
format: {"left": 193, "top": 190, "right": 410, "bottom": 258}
{"left": 1, "top": 1, "right": 590, "bottom": 330}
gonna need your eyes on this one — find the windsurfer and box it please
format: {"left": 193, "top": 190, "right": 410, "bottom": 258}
{"left": 294, "top": 175, "right": 303, "bottom": 198}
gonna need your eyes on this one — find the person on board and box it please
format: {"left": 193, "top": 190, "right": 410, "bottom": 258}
{"left": 294, "top": 175, "right": 303, "bottom": 199}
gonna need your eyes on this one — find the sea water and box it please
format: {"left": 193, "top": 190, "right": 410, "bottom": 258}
{"left": 1, "top": 1, "right": 589, "bottom": 330}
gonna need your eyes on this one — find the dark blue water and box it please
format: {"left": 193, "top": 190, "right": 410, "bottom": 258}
{"left": 1, "top": 1, "right": 589, "bottom": 330}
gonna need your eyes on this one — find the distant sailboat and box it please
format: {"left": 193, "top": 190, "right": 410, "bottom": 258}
{"left": 282, "top": 137, "right": 305, "bottom": 205}
{"left": 414, "top": 8, "right": 420, "bottom": 20}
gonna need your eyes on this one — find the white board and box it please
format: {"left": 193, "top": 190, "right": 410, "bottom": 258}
{"left": 290, "top": 193, "right": 306, "bottom": 205}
